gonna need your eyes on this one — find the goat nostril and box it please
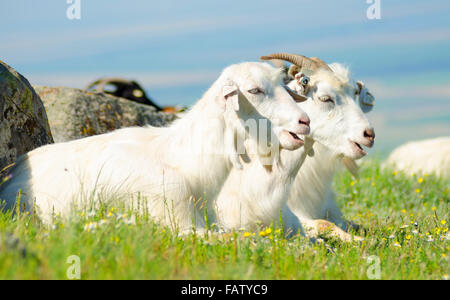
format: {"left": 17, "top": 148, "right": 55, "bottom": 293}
{"left": 299, "top": 117, "right": 310, "bottom": 127}
{"left": 364, "top": 128, "right": 375, "bottom": 140}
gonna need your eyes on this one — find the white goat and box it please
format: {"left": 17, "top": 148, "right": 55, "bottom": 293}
{"left": 214, "top": 53, "right": 375, "bottom": 240}
{"left": 0, "top": 62, "right": 309, "bottom": 233}
{"left": 384, "top": 137, "right": 450, "bottom": 178}
{"left": 284, "top": 60, "right": 376, "bottom": 242}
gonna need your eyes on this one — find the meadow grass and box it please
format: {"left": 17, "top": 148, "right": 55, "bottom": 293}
{"left": 0, "top": 159, "right": 448, "bottom": 280}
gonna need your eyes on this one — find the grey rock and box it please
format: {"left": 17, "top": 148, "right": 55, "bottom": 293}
{"left": 33, "top": 86, "right": 177, "bottom": 143}
{"left": 0, "top": 61, "right": 54, "bottom": 172}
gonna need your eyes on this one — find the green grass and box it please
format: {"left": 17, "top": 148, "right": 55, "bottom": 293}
{"left": 0, "top": 159, "right": 448, "bottom": 280}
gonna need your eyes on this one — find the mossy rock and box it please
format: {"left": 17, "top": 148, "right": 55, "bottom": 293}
{"left": 0, "top": 61, "right": 54, "bottom": 171}
{"left": 33, "top": 86, "right": 177, "bottom": 143}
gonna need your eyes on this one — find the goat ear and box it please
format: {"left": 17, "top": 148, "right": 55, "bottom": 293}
{"left": 356, "top": 81, "right": 365, "bottom": 91}
{"left": 222, "top": 81, "right": 240, "bottom": 111}
{"left": 356, "top": 80, "right": 375, "bottom": 112}
{"left": 224, "top": 128, "right": 243, "bottom": 170}
{"left": 288, "top": 65, "right": 301, "bottom": 79}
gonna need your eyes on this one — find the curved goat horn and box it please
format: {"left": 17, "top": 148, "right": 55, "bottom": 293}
{"left": 284, "top": 86, "right": 307, "bottom": 102}
{"left": 261, "top": 53, "right": 332, "bottom": 73}
{"left": 310, "top": 57, "right": 332, "bottom": 72}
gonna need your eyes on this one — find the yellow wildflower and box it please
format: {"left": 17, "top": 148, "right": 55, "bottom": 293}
{"left": 243, "top": 232, "right": 251, "bottom": 238}
{"left": 441, "top": 220, "right": 447, "bottom": 225}
{"left": 259, "top": 231, "right": 268, "bottom": 237}
{"left": 432, "top": 206, "right": 437, "bottom": 211}
{"left": 418, "top": 177, "right": 423, "bottom": 183}
{"left": 415, "top": 188, "right": 421, "bottom": 194}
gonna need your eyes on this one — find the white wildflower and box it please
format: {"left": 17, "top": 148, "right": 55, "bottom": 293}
{"left": 84, "top": 222, "right": 98, "bottom": 231}
{"left": 124, "top": 215, "right": 136, "bottom": 225}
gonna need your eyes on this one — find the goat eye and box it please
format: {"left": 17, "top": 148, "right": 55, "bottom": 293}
{"left": 319, "top": 95, "right": 334, "bottom": 103}
{"left": 248, "top": 88, "right": 264, "bottom": 95}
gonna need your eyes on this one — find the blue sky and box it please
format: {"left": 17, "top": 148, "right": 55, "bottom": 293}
{"left": 1, "top": 0, "right": 450, "bottom": 153}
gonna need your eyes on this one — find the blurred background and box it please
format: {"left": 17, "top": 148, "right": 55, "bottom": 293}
{"left": 1, "top": 0, "right": 449, "bottom": 155}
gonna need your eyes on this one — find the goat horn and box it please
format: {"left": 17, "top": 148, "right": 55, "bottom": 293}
{"left": 310, "top": 57, "right": 332, "bottom": 72}
{"left": 261, "top": 53, "right": 331, "bottom": 73}
{"left": 284, "top": 86, "right": 307, "bottom": 102}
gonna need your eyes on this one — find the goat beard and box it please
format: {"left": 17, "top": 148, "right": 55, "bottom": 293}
{"left": 224, "top": 125, "right": 283, "bottom": 171}
{"left": 341, "top": 157, "right": 359, "bottom": 178}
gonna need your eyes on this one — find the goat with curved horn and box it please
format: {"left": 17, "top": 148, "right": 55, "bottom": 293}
{"left": 261, "top": 53, "right": 332, "bottom": 76}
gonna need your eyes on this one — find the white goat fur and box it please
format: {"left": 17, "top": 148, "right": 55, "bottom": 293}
{"left": 215, "top": 63, "right": 373, "bottom": 238}
{"left": 0, "top": 62, "right": 306, "bottom": 232}
{"left": 384, "top": 137, "right": 450, "bottom": 178}
{"left": 286, "top": 63, "right": 374, "bottom": 240}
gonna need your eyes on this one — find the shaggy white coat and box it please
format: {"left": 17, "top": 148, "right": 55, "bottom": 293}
{"left": 384, "top": 137, "right": 450, "bottom": 178}
{"left": 286, "top": 64, "right": 375, "bottom": 241}
{"left": 0, "top": 62, "right": 307, "bottom": 233}
{"left": 215, "top": 63, "right": 374, "bottom": 238}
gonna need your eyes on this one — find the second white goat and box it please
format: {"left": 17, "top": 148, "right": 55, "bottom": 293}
{"left": 214, "top": 53, "right": 375, "bottom": 241}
